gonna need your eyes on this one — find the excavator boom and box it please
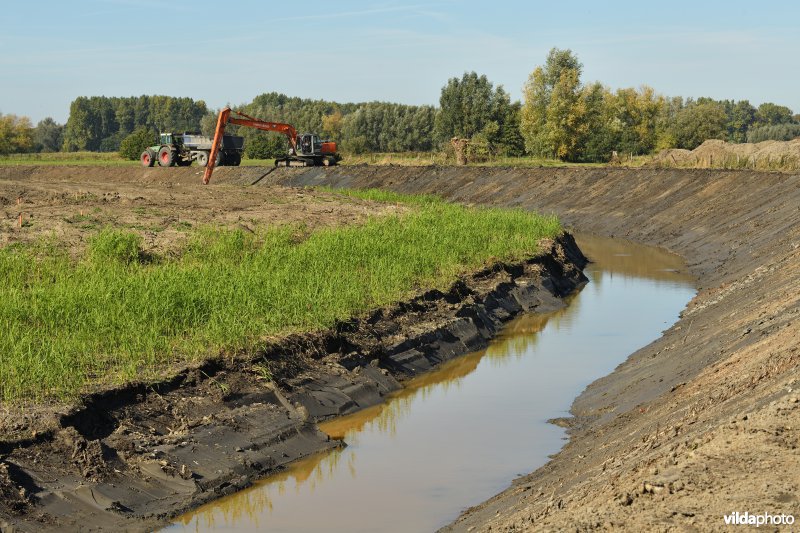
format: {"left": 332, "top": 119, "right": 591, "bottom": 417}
{"left": 203, "top": 108, "right": 299, "bottom": 184}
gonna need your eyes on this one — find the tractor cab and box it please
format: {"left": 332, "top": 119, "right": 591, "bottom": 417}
{"left": 159, "top": 133, "right": 175, "bottom": 146}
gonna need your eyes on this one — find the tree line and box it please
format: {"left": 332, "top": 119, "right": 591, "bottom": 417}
{"left": 2, "top": 48, "right": 798, "bottom": 161}
{"left": 517, "top": 48, "right": 800, "bottom": 161}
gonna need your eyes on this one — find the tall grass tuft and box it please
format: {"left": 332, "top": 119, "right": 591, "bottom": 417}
{"left": 0, "top": 195, "right": 560, "bottom": 401}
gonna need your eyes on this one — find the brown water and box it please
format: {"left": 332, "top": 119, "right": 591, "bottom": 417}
{"left": 166, "top": 234, "right": 695, "bottom": 533}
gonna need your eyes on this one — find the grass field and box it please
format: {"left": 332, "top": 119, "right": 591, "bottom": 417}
{"left": 0, "top": 191, "right": 560, "bottom": 401}
{"left": 0, "top": 152, "right": 139, "bottom": 166}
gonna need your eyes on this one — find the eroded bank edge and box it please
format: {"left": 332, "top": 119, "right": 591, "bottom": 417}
{"left": 0, "top": 234, "right": 587, "bottom": 532}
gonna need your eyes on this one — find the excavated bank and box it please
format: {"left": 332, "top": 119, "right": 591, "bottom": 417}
{"left": 4, "top": 164, "right": 798, "bottom": 531}
{"left": 0, "top": 223, "right": 587, "bottom": 532}
{"left": 275, "top": 165, "right": 800, "bottom": 532}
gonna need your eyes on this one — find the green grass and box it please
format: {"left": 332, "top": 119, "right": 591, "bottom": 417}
{"left": 0, "top": 152, "right": 138, "bottom": 166}
{"left": 0, "top": 194, "right": 560, "bottom": 401}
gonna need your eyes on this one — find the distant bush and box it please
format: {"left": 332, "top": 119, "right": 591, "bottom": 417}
{"left": 746, "top": 124, "right": 800, "bottom": 143}
{"left": 244, "top": 132, "right": 286, "bottom": 159}
{"left": 341, "top": 135, "right": 369, "bottom": 154}
{"left": 118, "top": 128, "right": 155, "bottom": 160}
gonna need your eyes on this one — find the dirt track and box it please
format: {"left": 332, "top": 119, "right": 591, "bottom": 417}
{"left": 1, "top": 164, "right": 798, "bottom": 531}
{"left": 278, "top": 165, "right": 800, "bottom": 531}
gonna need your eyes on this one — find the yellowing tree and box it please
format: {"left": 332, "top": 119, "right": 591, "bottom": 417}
{"left": 322, "top": 110, "right": 343, "bottom": 139}
{"left": 612, "top": 86, "right": 663, "bottom": 155}
{"left": 0, "top": 113, "right": 33, "bottom": 155}
{"left": 520, "top": 48, "right": 585, "bottom": 160}
{"left": 545, "top": 69, "right": 586, "bottom": 159}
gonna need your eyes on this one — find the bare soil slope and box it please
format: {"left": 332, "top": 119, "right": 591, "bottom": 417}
{"left": 280, "top": 166, "right": 800, "bottom": 531}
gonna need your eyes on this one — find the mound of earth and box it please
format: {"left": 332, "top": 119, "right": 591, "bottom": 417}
{"left": 652, "top": 138, "right": 800, "bottom": 170}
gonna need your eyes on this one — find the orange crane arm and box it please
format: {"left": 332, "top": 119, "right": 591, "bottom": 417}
{"left": 203, "top": 107, "right": 298, "bottom": 184}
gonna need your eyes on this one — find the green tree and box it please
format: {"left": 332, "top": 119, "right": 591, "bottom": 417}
{"left": 725, "top": 100, "right": 756, "bottom": 143}
{"left": 64, "top": 95, "right": 207, "bottom": 151}
{"left": 755, "top": 102, "right": 794, "bottom": 126}
{"left": 434, "top": 72, "right": 512, "bottom": 145}
{"left": 545, "top": 68, "right": 586, "bottom": 160}
{"left": 498, "top": 103, "right": 525, "bottom": 156}
{"left": 611, "top": 86, "right": 663, "bottom": 156}
{"left": 245, "top": 133, "right": 287, "bottom": 159}
{"left": 578, "top": 82, "right": 618, "bottom": 161}
{"left": 672, "top": 101, "right": 728, "bottom": 149}
{"left": 521, "top": 48, "right": 584, "bottom": 159}
{"left": 747, "top": 123, "right": 800, "bottom": 142}
{"left": 118, "top": 128, "right": 155, "bottom": 160}
{"left": 62, "top": 97, "right": 93, "bottom": 151}
{"left": 655, "top": 96, "right": 684, "bottom": 150}
{"left": 33, "top": 117, "right": 64, "bottom": 153}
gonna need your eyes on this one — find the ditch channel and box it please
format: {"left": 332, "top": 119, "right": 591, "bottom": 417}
{"left": 165, "top": 233, "right": 695, "bottom": 533}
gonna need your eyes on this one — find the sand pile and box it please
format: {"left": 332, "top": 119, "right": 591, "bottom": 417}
{"left": 652, "top": 138, "right": 800, "bottom": 170}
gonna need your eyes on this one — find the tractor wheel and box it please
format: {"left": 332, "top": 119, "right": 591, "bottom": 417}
{"left": 215, "top": 151, "right": 225, "bottom": 167}
{"left": 196, "top": 152, "right": 208, "bottom": 167}
{"left": 229, "top": 153, "right": 241, "bottom": 166}
{"left": 140, "top": 149, "right": 156, "bottom": 167}
{"left": 158, "top": 146, "right": 175, "bottom": 167}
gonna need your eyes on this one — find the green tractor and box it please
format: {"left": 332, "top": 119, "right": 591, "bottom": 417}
{"left": 140, "top": 132, "right": 245, "bottom": 167}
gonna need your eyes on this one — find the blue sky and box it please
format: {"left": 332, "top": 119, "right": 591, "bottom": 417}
{"left": 2, "top": 0, "right": 799, "bottom": 123}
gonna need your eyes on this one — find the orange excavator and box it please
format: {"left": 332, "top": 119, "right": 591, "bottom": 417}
{"left": 203, "top": 107, "right": 340, "bottom": 184}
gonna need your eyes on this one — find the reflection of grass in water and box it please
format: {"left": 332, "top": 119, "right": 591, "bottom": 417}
{"left": 324, "top": 299, "right": 579, "bottom": 445}
{"left": 178, "top": 300, "right": 581, "bottom": 529}
{"left": 575, "top": 233, "right": 693, "bottom": 284}
{"left": 180, "top": 448, "right": 350, "bottom": 530}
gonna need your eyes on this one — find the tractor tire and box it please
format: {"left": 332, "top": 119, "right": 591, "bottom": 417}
{"left": 215, "top": 151, "right": 225, "bottom": 167}
{"left": 229, "top": 152, "right": 242, "bottom": 166}
{"left": 196, "top": 152, "right": 208, "bottom": 167}
{"left": 140, "top": 149, "right": 156, "bottom": 167}
{"left": 158, "top": 146, "right": 175, "bottom": 167}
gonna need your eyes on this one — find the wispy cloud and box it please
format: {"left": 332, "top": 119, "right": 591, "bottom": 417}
{"left": 262, "top": 4, "right": 433, "bottom": 24}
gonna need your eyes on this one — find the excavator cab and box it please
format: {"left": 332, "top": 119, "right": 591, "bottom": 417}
{"left": 296, "top": 134, "right": 336, "bottom": 156}
{"left": 296, "top": 134, "right": 324, "bottom": 155}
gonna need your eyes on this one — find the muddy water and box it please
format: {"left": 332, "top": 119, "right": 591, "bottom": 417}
{"left": 166, "top": 234, "right": 695, "bottom": 533}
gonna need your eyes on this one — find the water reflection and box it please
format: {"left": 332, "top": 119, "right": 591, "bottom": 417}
{"left": 167, "top": 235, "right": 695, "bottom": 533}
{"left": 574, "top": 232, "right": 693, "bottom": 284}
{"left": 324, "top": 306, "right": 568, "bottom": 443}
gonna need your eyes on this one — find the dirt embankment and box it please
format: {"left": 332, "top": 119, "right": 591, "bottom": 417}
{"left": 0, "top": 166, "right": 588, "bottom": 532}
{"left": 652, "top": 138, "right": 800, "bottom": 171}
{"left": 278, "top": 166, "right": 800, "bottom": 531}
